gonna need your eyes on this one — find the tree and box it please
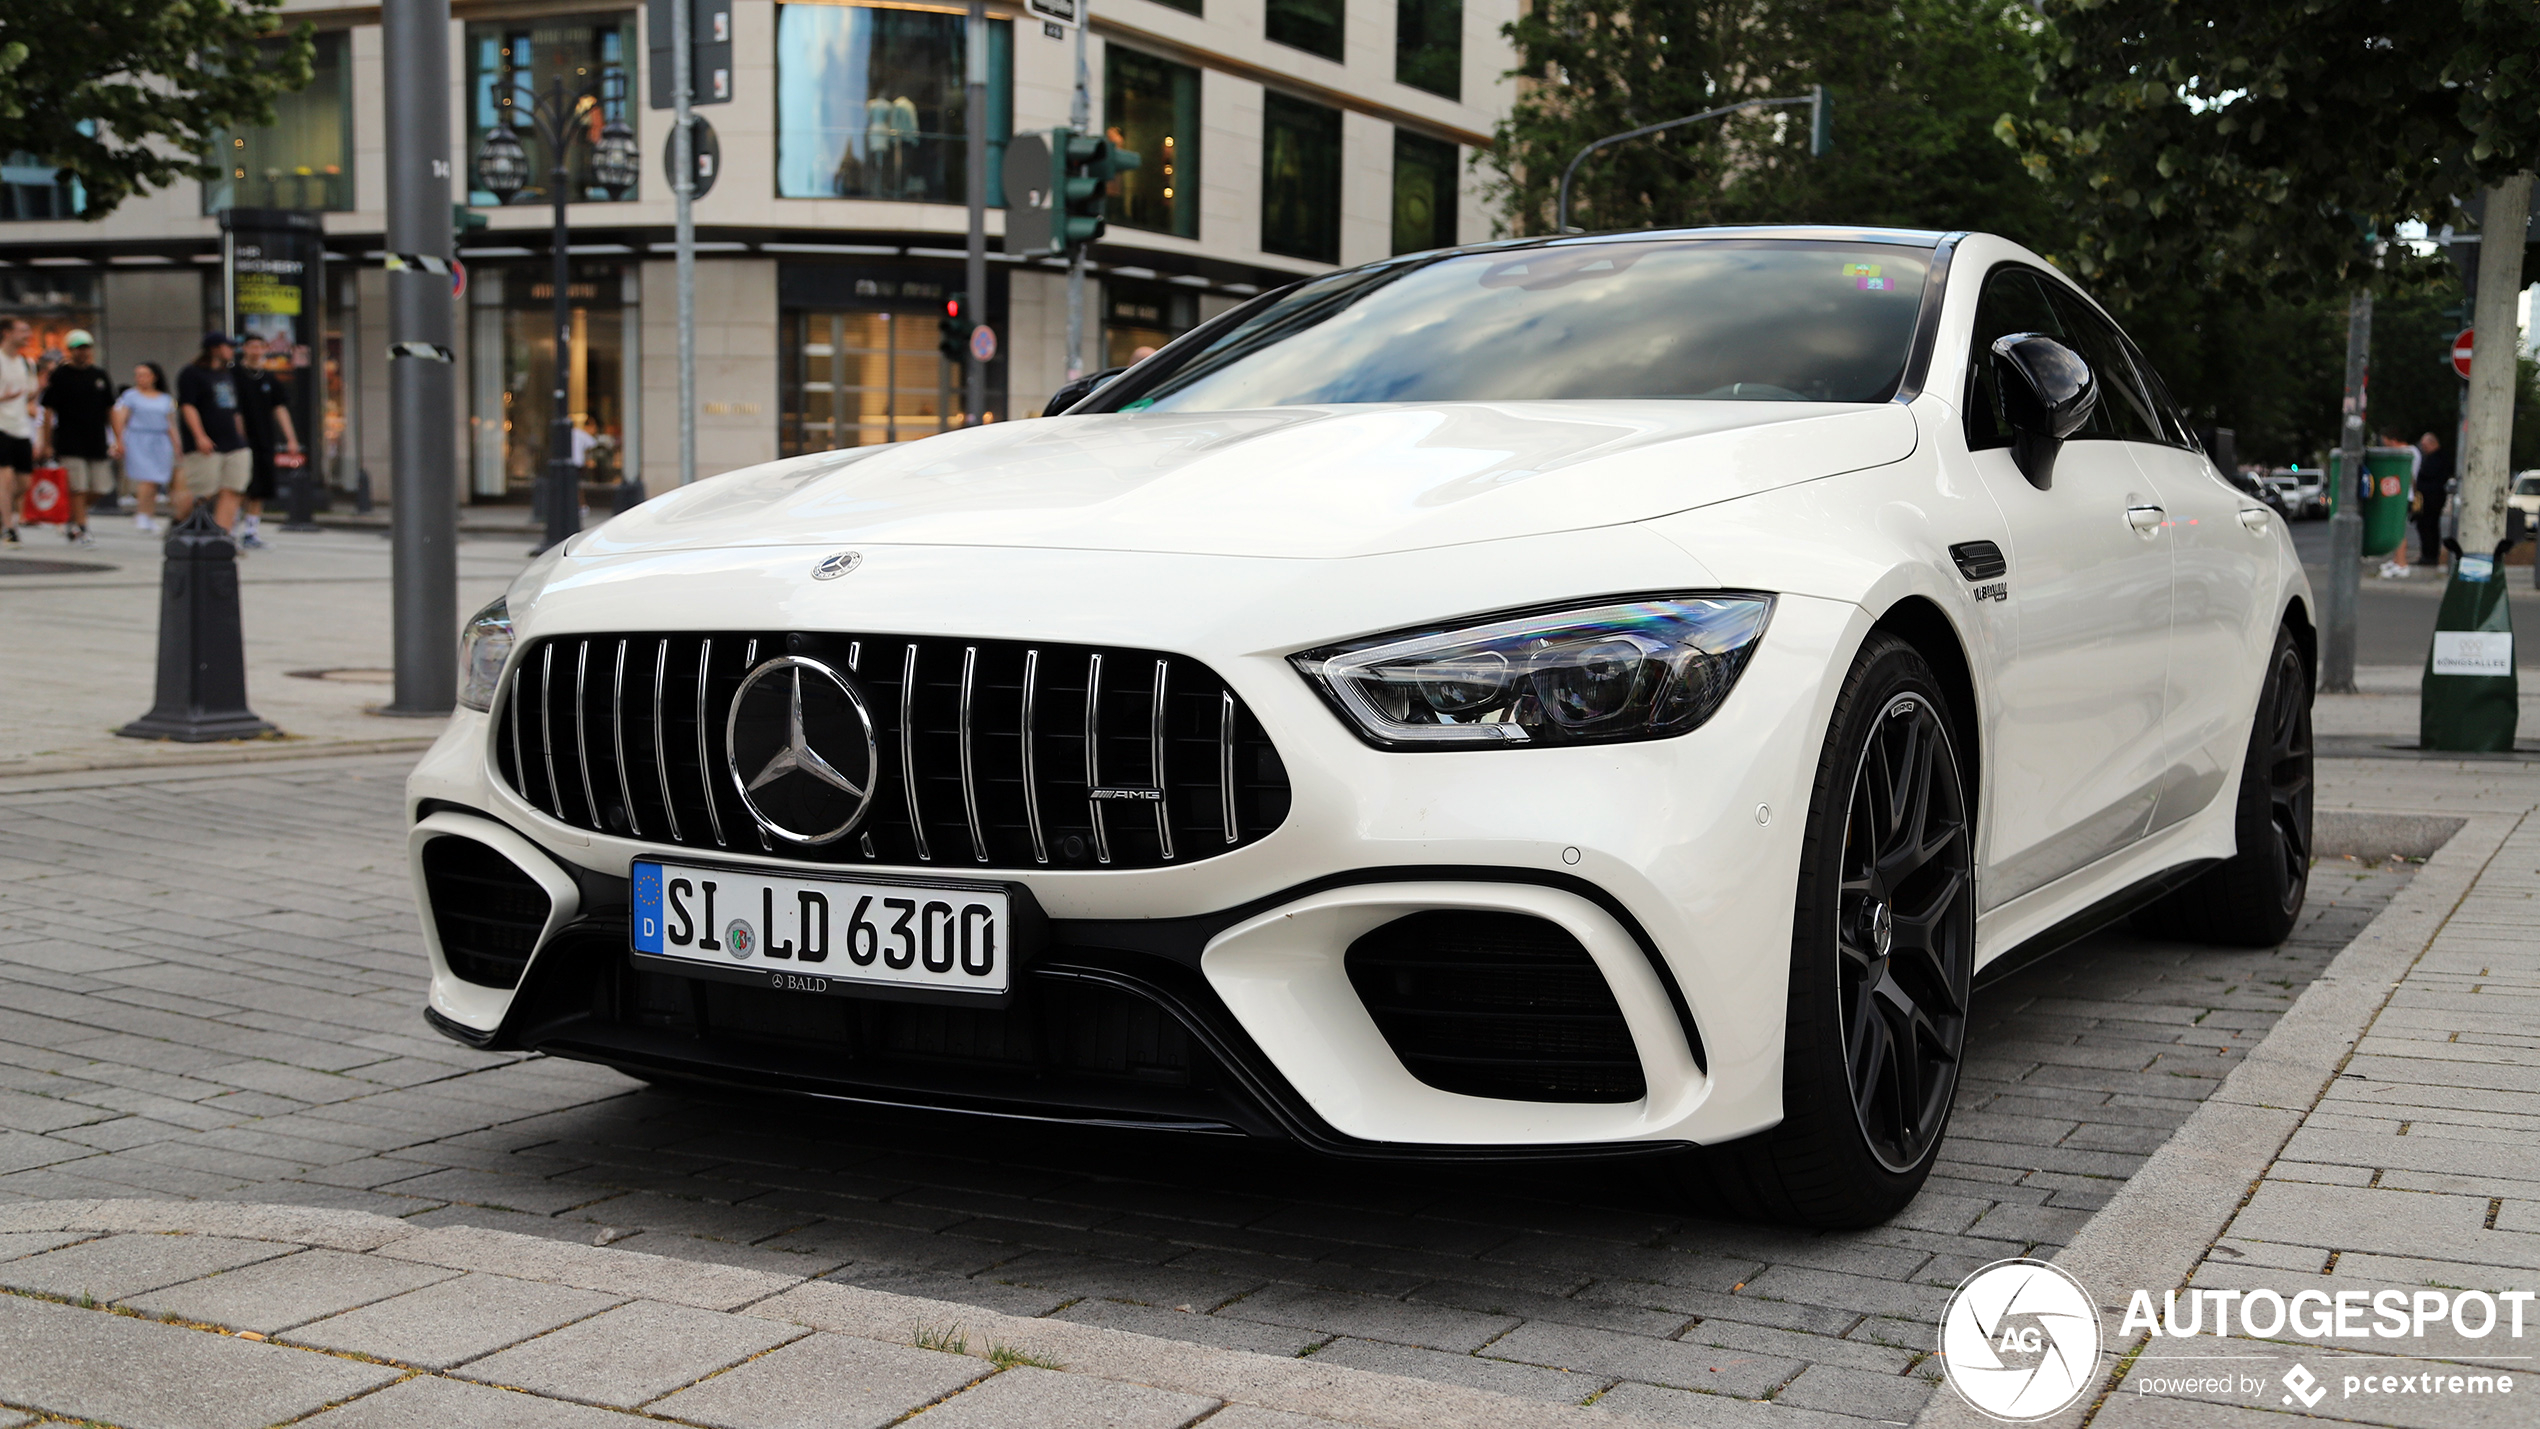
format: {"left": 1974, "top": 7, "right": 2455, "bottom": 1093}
{"left": 0, "top": 0, "right": 313, "bottom": 220}
{"left": 1480, "top": 0, "right": 2063, "bottom": 247}
{"left": 1998, "top": 1, "right": 2540, "bottom": 305}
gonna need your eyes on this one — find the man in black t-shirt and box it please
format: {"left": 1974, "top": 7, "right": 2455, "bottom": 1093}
{"left": 234, "top": 334, "right": 301, "bottom": 549}
{"left": 175, "top": 334, "right": 250, "bottom": 532}
{"left": 2415, "top": 431, "right": 2456, "bottom": 572}
{"left": 38, "top": 330, "right": 116, "bottom": 546}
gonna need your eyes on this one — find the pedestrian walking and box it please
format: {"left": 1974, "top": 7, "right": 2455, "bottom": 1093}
{"left": 38, "top": 330, "right": 118, "bottom": 547}
{"left": 233, "top": 334, "right": 301, "bottom": 550}
{"left": 112, "top": 363, "right": 177, "bottom": 533}
{"left": 0, "top": 316, "right": 37, "bottom": 546}
{"left": 174, "top": 333, "right": 250, "bottom": 534}
{"left": 2415, "top": 429, "right": 2454, "bottom": 574}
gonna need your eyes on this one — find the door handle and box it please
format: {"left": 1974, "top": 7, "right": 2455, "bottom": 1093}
{"left": 2238, "top": 507, "right": 2271, "bottom": 533}
{"left": 2125, "top": 504, "right": 2165, "bottom": 533}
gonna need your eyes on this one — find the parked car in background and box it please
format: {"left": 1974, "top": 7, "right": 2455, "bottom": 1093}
{"left": 2263, "top": 467, "right": 2329, "bottom": 519}
{"left": 2510, "top": 472, "right": 2540, "bottom": 530}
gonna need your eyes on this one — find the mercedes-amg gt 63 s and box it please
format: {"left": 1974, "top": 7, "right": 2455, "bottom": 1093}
{"left": 409, "top": 228, "right": 2314, "bottom": 1227}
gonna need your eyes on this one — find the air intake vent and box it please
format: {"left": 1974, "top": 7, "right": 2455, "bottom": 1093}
{"left": 1949, "top": 540, "right": 2008, "bottom": 581}
{"left": 493, "top": 633, "right": 1290, "bottom": 870}
{"left": 1345, "top": 911, "right": 1645, "bottom": 1103}
{"left": 421, "top": 836, "right": 551, "bottom": 989}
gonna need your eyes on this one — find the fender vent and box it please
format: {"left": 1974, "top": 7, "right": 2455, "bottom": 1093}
{"left": 1345, "top": 911, "right": 1645, "bottom": 1103}
{"left": 421, "top": 837, "right": 550, "bottom": 989}
{"left": 1949, "top": 540, "right": 2007, "bottom": 581}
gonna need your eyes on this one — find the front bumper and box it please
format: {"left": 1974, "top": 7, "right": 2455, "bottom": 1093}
{"left": 406, "top": 546, "right": 1864, "bottom": 1154}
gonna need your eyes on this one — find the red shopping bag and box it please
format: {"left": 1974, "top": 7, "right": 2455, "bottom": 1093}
{"left": 18, "top": 465, "right": 68, "bottom": 526}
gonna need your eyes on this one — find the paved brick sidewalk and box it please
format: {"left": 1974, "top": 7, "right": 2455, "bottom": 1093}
{"left": 1, "top": 1198, "right": 1620, "bottom": 1429}
{"left": 0, "top": 752, "right": 2440, "bottom": 1428}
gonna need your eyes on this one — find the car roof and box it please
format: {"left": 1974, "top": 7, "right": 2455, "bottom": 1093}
{"left": 1402, "top": 225, "right": 1957, "bottom": 265}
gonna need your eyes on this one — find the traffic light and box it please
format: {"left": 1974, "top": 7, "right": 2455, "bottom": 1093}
{"left": 1051, "top": 131, "right": 1141, "bottom": 253}
{"left": 938, "top": 293, "right": 976, "bottom": 364}
{"left": 1809, "top": 84, "right": 1833, "bottom": 158}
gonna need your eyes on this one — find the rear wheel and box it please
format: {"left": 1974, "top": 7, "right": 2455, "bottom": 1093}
{"left": 2133, "top": 627, "right": 2312, "bottom": 946}
{"left": 1673, "top": 634, "right": 1976, "bottom": 1228}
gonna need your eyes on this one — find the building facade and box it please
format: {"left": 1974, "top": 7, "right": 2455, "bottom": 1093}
{"left": 0, "top": 0, "right": 1512, "bottom": 504}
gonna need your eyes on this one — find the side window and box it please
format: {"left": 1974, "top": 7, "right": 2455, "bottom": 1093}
{"left": 1963, "top": 267, "right": 2061, "bottom": 451}
{"left": 2123, "top": 336, "right": 2198, "bottom": 449}
{"left": 2042, "top": 287, "right": 2163, "bottom": 443}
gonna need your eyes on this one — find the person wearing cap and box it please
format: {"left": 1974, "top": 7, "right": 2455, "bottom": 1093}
{"left": 38, "top": 329, "right": 117, "bottom": 547}
{"left": 0, "top": 316, "right": 35, "bottom": 546}
{"left": 175, "top": 332, "right": 251, "bottom": 533}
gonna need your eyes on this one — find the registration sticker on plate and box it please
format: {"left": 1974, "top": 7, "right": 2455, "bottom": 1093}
{"left": 631, "top": 861, "right": 1011, "bottom": 995}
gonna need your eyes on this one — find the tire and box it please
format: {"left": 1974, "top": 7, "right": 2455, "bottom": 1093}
{"left": 2132, "top": 627, "right": 2313, "bottom": 947}
{"left": 1672, "top": 633, "right": 1977, "bottom": 1228}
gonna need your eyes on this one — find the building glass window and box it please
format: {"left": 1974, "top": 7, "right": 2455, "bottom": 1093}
{"left": 1261, "top": 93, "right": 1342, "bottom": 264}
{"left": 776, "top": 3, "right": 1012, "bottom": 205}
{"left": 1265, "top": 0, "right": 1343, "bottom": 62}
{"left": 0, "top": 274, "right": 101, "bottom": 360}
{"left": 1104, "top": 47, "right": 1198, "bottom": 240}
{"left": 1394, "top": 0, "right": 1459, "bottom": 99}
{"left": 1, "top": 155, "right": 81, "bottom": 221}
{"left": 476, "top": 265, "right": 630, "bottom": 499}
{"left": 205, "top": 31, "right": 355, "bottom": 213}
{"left": 1146, "top": 0, "right": 1201, "bottom": 13}
{"left": 465, "top": 13, "right": 639, "bottom": 207}
{"left": 1390, "top": 129, "right": 1456, "bottom": 254}
{"left": 1104, "top": 282, "right": 1197, "bottom": 368}
{"left": 779, "top": 265, "right": 978, "bottom": 452}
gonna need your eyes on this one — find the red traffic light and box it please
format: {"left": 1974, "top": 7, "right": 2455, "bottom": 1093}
{"left": 946, "top": 297, "right": 963, "bottom": 319}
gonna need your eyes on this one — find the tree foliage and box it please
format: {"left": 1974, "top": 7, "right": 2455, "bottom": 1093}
{"left": 1999, "top": 0, "right": 2540, "bottom": 305}
{"left": 0, "top": 0, "right": 312, "bottom": 220}
{"left": 1480, "top": 0, "right": 2062, "bottom": 247}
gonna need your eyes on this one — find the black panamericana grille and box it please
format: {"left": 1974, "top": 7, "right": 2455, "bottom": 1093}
{"left": 493, "top": 632, "right": 1290, "bottom": 869}
{"left": 1345, "top": 911, "right": 1647, "bottom": 1103}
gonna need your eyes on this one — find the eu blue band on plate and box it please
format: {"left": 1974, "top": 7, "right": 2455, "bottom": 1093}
{"left": 631, "top": 862, "right": 664, "bottom": 953}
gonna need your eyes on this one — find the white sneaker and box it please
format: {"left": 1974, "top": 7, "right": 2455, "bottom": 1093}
{"left": 2377, "top": 561, "right": 2408, "bottom": 579}
{"left": 134, "top": 513, "right": 157, "bottom": 534}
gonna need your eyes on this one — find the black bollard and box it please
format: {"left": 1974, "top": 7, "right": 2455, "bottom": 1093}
{"left": 117, "top": 509, "right": 281, "bottom": 742}
{"left": 281, "top": 451, "right": 321, "bottom": 531}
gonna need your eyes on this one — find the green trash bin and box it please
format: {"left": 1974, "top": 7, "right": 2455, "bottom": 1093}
{"left": 2421, "top": 548, "right": 2519, "bottom": 751}
{"left": 2328, "top": 446, "right": 2416, "bottom": 560}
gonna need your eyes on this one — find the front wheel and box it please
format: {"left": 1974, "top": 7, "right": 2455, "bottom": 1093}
{"left": 1672, "top": 634, "right": 1976, "bottom": 1228}
{"left": 2133, "top": 627, "right": 2312, "bottom": 946}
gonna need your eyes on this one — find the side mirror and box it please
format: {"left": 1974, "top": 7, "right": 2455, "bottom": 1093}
{"left": 1043, "top": 366, "right": 1128, "bottom": 416}
{"left": 1990, "top": 333, "right": 2095, "bottom": 489}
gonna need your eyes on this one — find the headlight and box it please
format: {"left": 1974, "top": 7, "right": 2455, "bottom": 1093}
{"left": 458, "top": 597, "right": 514, "bottom": 713}
{"left": 1292, "top": 594, "right": 1773, "bottom": 749}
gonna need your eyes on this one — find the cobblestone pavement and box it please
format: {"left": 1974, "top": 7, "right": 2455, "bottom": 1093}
{"left": 0, "top": 754, "right": 2416, "bottom": 1428}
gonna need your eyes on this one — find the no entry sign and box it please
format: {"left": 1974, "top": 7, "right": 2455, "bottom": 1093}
{"left": 2452, "top": 327, "right": 2476, "bottom": 381}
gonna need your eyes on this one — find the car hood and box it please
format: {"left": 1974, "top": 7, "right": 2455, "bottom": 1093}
{"left": 578, "top": 400, "right": 1918, "bottom": 562}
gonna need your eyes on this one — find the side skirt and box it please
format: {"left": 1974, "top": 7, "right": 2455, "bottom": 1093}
{"left": 1973, "top": 859, "right": 2219, "bottom": 991}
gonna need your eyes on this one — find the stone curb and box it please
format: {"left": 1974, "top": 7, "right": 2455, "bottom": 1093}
{"left": 1911, "top": 811, "right": 2522, "bottom": 1429}
{"left": 0, "top": 743, "right": 434, "bottom": 794}
{"left": 0, "top": 1199, "right": 1672, "bottom": 1429}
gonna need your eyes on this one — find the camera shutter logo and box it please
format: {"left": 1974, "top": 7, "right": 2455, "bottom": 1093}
{"left": 724, "top": 656, "right": 880, "bottom": 845}
{"left": 1938, "top": 1258, "right": 2102, "bottom": 1421}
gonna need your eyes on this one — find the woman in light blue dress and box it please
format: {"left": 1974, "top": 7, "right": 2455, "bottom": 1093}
{"left": 111, "top": 362, "right": 176, "bottom": 532}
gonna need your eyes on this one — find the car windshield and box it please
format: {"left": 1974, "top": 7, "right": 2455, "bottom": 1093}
{"left": 2518, "top": 476, "right": 2540, "bottom": 496}
{"left": 1093, "top": 239, "right": 1933, "bottom": 413}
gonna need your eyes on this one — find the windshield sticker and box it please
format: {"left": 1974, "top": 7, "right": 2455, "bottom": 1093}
{"left": 1843, "top": 263, "right": 1896, "bottom": 292}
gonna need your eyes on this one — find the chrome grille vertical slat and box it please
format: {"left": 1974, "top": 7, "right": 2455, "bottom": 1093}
{"left": 538, "top": 644, "right": 561, "bottom": 819}
{"left": 506, "top": 666, "right": 527, "bottom": 808}
{"left": 901, "top": 642, "right": 932, "bottom": 862}
{"left": 1084, "top": 652, "right": 1111, "bottom": 865}
{"left": 651, "top": 638, "right": 680, "bottom": 842}
{"left": 610, "top": 639, "right": 641, "bottom": 838}
{"left": 696, "top": 639, "right": 726, "bottom": 847}
{"left": 958, "top": 645, "right": 988, "bottom": 863}
{"left": 1149, "top": 658, "right": 1174, "bottom": 861}
{"left": 1218, "top": 689, "right": 1239, "bottom": 845}
{"left": 1020, "top": 648, "right": 1048, "bottom": 864}
{"left": 573, "top": 641, "right": 600, "bottom": 829}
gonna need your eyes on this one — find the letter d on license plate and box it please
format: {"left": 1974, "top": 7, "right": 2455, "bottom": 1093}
{"left": 632, "top": 861, "right": 1011, "bottom": 995}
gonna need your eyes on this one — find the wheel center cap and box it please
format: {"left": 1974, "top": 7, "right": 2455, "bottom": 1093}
{"left": 1863, "top": 900, "right": 1894, "bottom": 958}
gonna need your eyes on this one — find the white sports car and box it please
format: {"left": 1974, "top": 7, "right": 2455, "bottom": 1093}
{"left": 408, "top": 227, "right": 2314, "bottom": 1227}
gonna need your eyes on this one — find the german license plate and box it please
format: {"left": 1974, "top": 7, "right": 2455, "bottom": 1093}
{"left": 631, "top": 860, "right": 1011, "bottom": 995}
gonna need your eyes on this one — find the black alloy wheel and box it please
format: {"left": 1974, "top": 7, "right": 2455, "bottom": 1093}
{"left": 1674, "top": 633, "right": 1977, "bottom": 1228}
{"left": 2134, "top": 627, "right": 2313, "bottom": 947}
{"left": 1836, "top": 691, "right": 1975, "bottom": 1174}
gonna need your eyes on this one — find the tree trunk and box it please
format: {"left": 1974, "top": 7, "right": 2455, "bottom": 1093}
{"left": 2458, "top": 171, "right": 2533, "bottom": 558}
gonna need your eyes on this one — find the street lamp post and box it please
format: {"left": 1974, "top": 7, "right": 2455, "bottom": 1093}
{"left": 475, "top": 77, "right": 639, "bottom": 553}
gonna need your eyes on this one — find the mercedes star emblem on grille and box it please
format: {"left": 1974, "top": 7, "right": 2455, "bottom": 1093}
{"left": 723, "top": 656, "right": 879, "bottom": 844}
{"left": 811, "top": 550, "right": 862, "bottom": 580}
